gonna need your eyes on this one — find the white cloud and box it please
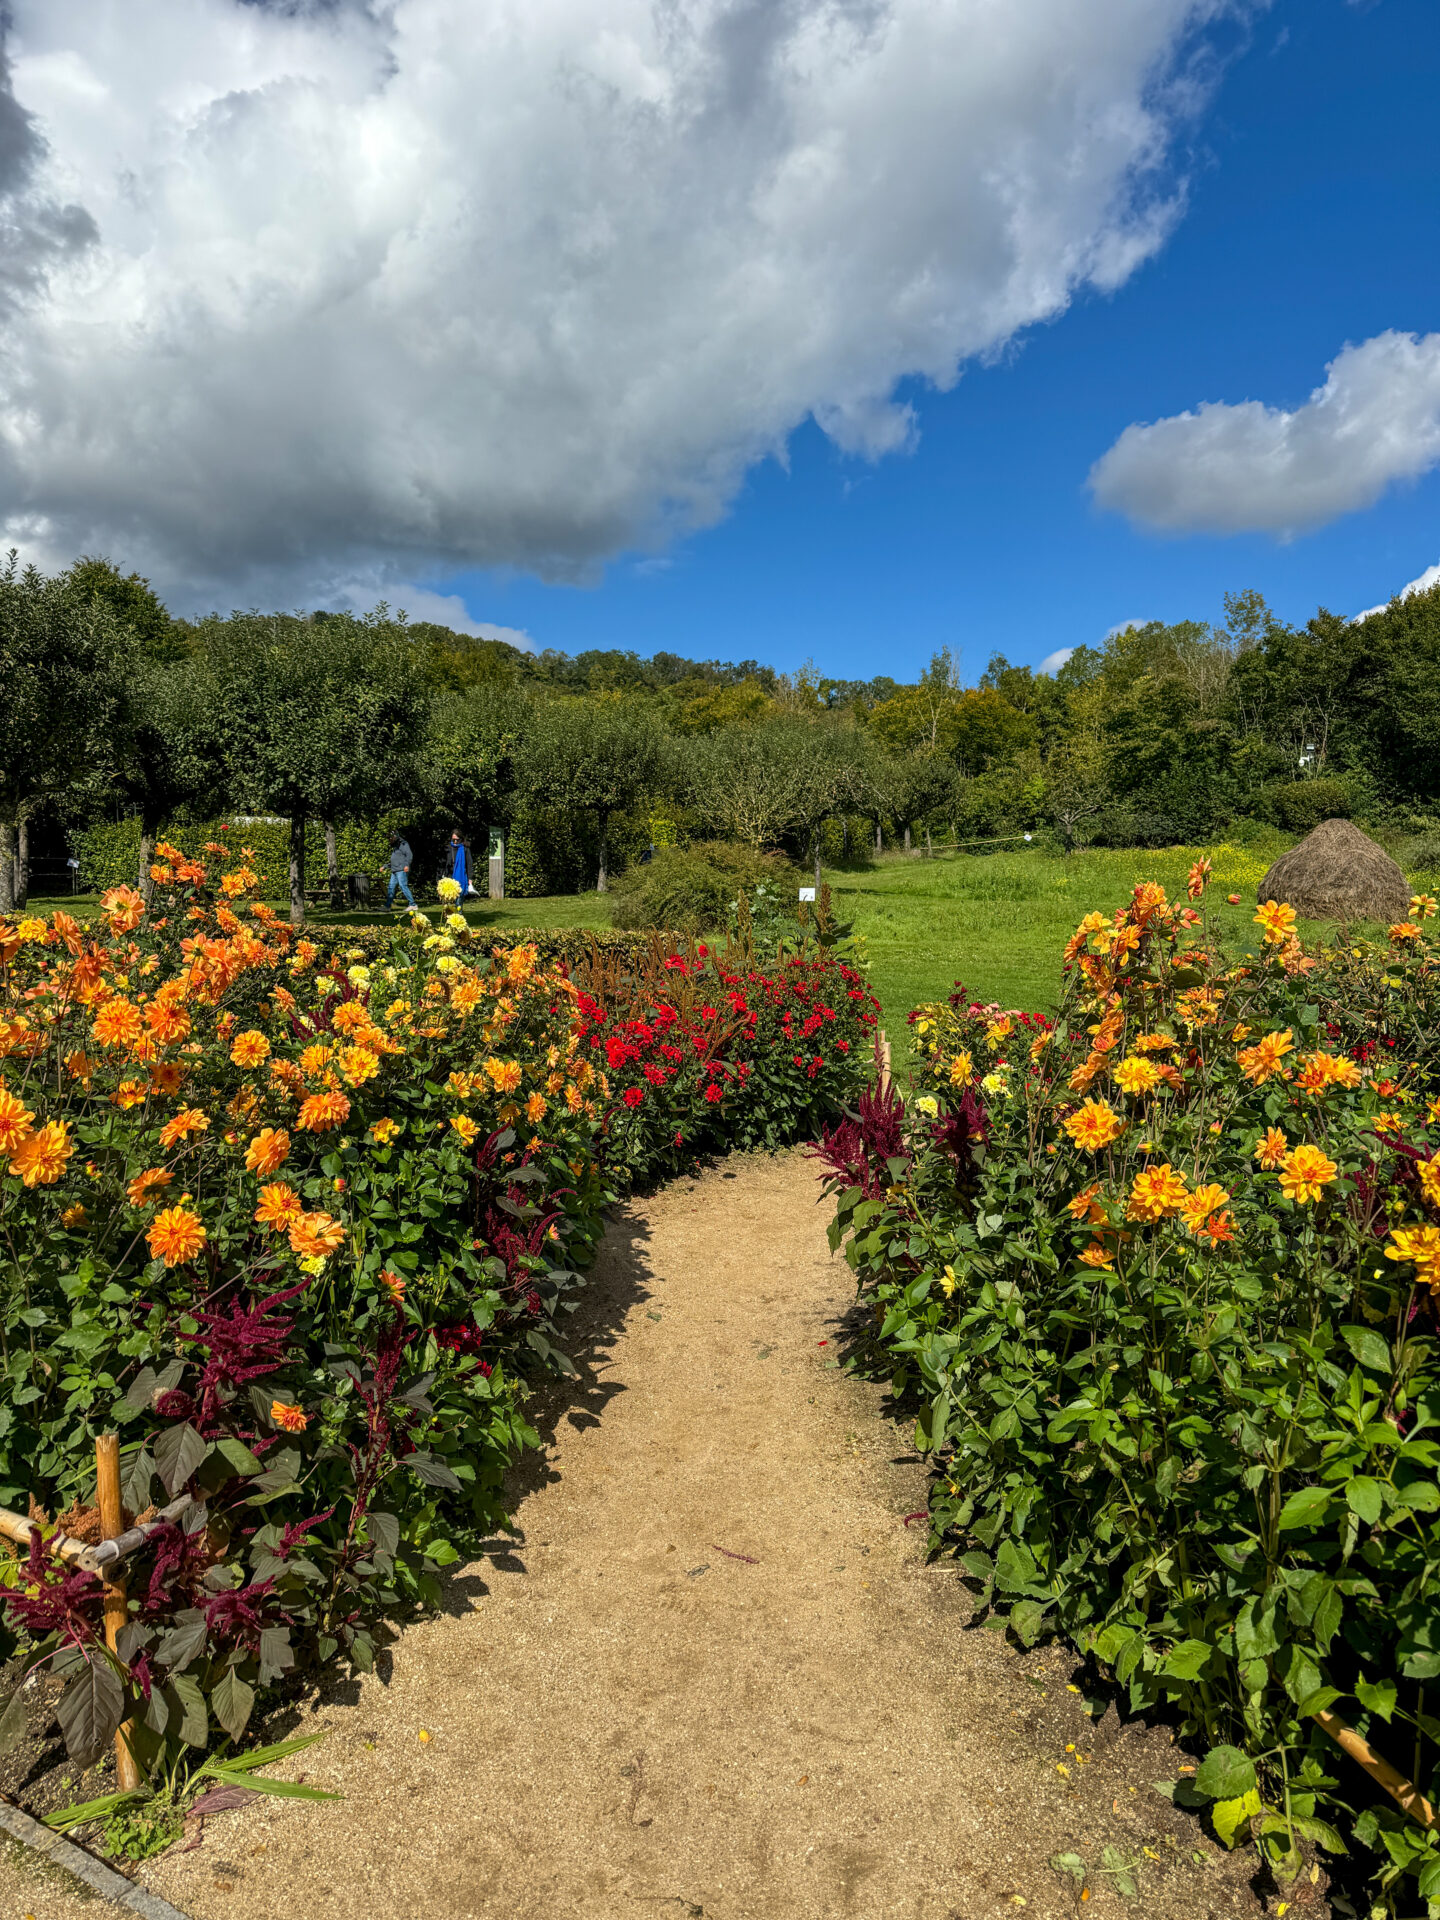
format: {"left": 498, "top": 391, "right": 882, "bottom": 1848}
{"left": 1104, "top": 617, "right": 1153, "bottom": 637}
{"left": 1037, "top": 647, "right": 1075, "bottom": 674}
{"left": 1353, "top": 560, "right": 1440, "bottom": 624}
{"left": 329, "top": 582, "right": 533, "bottom": 648}
{"left": 1090, "top": 331, "right": 1440, "bottom": 537}
{"left": 0, "top": 0, "right": 1231, "bottom": 608}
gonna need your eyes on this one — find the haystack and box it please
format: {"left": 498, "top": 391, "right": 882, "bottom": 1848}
{"left": 1257, "top": 817, "right": 1410, "bottom": 923}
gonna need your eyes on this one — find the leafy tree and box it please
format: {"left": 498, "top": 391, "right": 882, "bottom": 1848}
{"left": 199, "top": 613, "right": 428, "bottom": 923}
{"left": 689, "top": 719, "right": 862, "bottom": 884}
{"left": 110, "top": 656, "right": 228, "bottom": 897}
{"left": 67, "top": 555, "right": 189, "bottom": 662}
{"left": 947, "top": 688, "right": 1036, "bottom": 776}
{"left": 885, "top": 750, "right": 957, "bottom": 854}
{"left": 517, "top": 699, "right": 664, "bottom": 891}
{"left": 0, "top": 556, "right": 134, "bottom": 911}
{"left": 425, "top": 684, "right": 531, "bottom": 841}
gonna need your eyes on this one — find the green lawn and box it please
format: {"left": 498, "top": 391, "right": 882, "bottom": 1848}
{"left": 24, "top": 835, "right": 1405, "bottom": 1068}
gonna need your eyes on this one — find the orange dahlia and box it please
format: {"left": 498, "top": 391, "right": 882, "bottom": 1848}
{"left": 1063, "top": 1099, "right": 1123, "bottom": 1152}
{"left": 1279, "top": 1144, "right": 1338, "bottom": 1205}
{"left": 245, "top": 1127, "right": 291, "bottom": 1176}
{"left": 1254, "top": 1126, "right": 1289, "bottom": 1169}
{"left": 148, "top": 1206, "right": 207, "bottom": 1267}
{"left": 1238, "top": 1028, "right": 1295, "bottom": 1084}
{"left": 297, "top": 1090, "right": 351, "bottom": 1132}
{"left": 92, "top": 999, "right": 143, "bottom": 1048}
{"left": 99, "top": 885, "right": 145, "bottom": 933}
{"left": 339, "top": 1045, "right": 380, "bottom": 1087}
{"left": 255, "top": 1182, "right": 303, "bottom": 1230}
{"left": 288, "top": 1211, "right": 345, "bottom": 1259}
{"left": 230, "top": 1030, "right": 271, "bottom": 1068}
{"left": 1125, "top": 1163, "right": 1189, "bottom": 1223}
{"left": 1113, "top": 1056, "right": 1161, "bottom": 1097}
{"left": 0, "top": 1086, "right": 34, "bottom": 1154}
{"left": 270, "top": 1401, "right": 308, "bottom": 1433}
{"left": 1387, "top": 1225, "right": 1440, "bottom": 1291}
{"left": 10, "top": 1121, "right": 73, "bottom": 1187}
{"left": 126, "top": 1166, "right": 173, "bottom": 1207}
{"left": 159, "top": 1107, "right": 210, "bottom": 1150}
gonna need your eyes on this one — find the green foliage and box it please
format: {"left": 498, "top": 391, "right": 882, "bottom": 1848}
{"left": 71, "top": 816, "right": 401, "bottom": 896}
{"left": 66, "top": 557, "right": 189, "bottom": 664}
{"left": 1260, "top": 778, "right": 1355, "bottom": 834}
{"left": 609, "top": 841, "right": 798, "bottom": 933}
{"left": 0, "top": 555, "right": 136, "bottom": 908}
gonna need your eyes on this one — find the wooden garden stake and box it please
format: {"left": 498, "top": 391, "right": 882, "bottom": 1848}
{"left": 94, "top": 1434, "right": 143, "bottom": 1793}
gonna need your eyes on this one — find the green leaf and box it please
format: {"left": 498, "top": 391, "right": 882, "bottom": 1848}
{"left": 1009, "top": 1600, "right": 1048, "bottom": 1647}
{"left": 1212, "top": 1788, "right": 1262, "bottom": 1849}
{"left": 1278, "top": 1484, "right": 1333, "bottom": 1531}
{"left": 210, "top": 1667, "right": 256, "bottom": 1742}
{"left": 1345, "top": 1476, "right": 1384, "bottom": 1526}
{"left": 205, "top": 1770, "right": 342, "bottom": 1802}
{"left": 55, "top": 1654, "right": 125, "bottom": 1769}
{"left": 1162, "top": 1640, "right": 1212, "bottom": 1681}
{"left": 153, "top": 1419, "right": 207, "bottom": 1497}
{"left": 43, "top": 1789, "right": 146, "bottom": 1832}
{"left": 1049, "top": 1854, "right": 1087, "bottom": 1884}
{"left": 1341, "top": 1325, "right": 1392, "bottom": 1374}
{"left": 214, "top": 1435, "right": 264, "bottom": 1478}
{"left": 1235, "top": 1596, "right": 1281, "bottom": 1663}
{"left": 1356, "top": 1676, "right": 1397, "bottom": 1722}
{"left": 0, "top": 1679, "right": 28, "bottom": 1758}
{"left": 994, "top": 1539, "right": 1041, "bottom": 1593}
{"left": 407, "top": 1451, "right": 461, "bottom": 1492}
{"left": 166, "top": 1672, "right": 209, "bottom": 1750}
{"left": 1195, "top": 1746, "right": 1257, "bottom": 1802}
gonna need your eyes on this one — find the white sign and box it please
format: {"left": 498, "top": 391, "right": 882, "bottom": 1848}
{"left": 798, "top": 887, "right": 816, "bottom": 902}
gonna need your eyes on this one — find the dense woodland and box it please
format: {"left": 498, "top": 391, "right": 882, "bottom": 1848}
{"left": 3, "top": 553, "right": 1439, "bottom": 914}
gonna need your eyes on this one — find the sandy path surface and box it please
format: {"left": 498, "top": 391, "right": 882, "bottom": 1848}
{"left": 5, "top": 1150, "right": 1279, "bottom": 1920}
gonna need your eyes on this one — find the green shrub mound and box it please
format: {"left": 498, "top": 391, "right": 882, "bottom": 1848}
{"left": 608, "top": 840, "right": 800, "bottom": 933}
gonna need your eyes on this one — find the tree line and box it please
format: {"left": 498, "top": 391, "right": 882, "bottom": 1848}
{"left": 3, "top": 554, "right": 1437, "bottom": 918}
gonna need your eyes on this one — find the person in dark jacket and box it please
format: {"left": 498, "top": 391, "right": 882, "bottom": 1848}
{"left": 387, "top": 832, "right": 417, "bottom": 910}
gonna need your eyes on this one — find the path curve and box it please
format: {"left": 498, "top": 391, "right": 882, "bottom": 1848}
{"left": 17, "top": 1151, "right": 1277, "bottom": 1920}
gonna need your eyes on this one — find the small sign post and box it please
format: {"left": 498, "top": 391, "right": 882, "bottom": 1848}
{"left": 487, "top": 827, "right": 505, "bottom": 901}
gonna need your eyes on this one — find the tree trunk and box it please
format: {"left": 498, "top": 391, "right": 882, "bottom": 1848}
{"left": 841, "top": 817, "right": 849, "bottom": 857}
{"left": 813, "top": 833, "right": 822, "bottom": 890}
{"left": 874, "top": 820, "right": 882, "bottom": 853}
{"left": 0, "top": 817, "right": 14, "bottom": 913}
{"left": 925, "top": 826, "right": 933, "bottom": 857}
{"left": 290, "top": 810, "right": 307, "bottom": 926}
{"left": 138, "top": 804, "right": 161, "bottom": 904}
{"left": 903, "top": 824, "right": 912, "bottom": 853}
{"left": 596, "top": 811, "right": 609, "bottom": 894}
{"left": 324, "top": 818, "right": 341, "bottom": 909}
{"left": 16, "top": 815, "right": 28, "bottom": 906}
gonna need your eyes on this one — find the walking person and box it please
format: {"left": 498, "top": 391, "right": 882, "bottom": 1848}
{"left": 387, "top": 831, "right": 417, "bottom": 910}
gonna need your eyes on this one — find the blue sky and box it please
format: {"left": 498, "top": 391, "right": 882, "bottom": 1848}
{"left": 435, "top": 0, "right": 1440, "bottom": 681}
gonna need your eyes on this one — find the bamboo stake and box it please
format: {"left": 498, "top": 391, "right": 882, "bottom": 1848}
{"left": 93, "top": 1435, "right": 143, "bottom": 1794}
{"left": 1313, "top": 1707, "right": 1439, "bottom": 1832}
{"left": 878, "top": 1028, "right": 893, "bottom": 1095}
{"left": 0, "top": 1508, "right": 90, "bottom": 1565}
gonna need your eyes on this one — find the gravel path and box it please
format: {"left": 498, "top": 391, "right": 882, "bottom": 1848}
{"left": 6, "top": 1150, "right": 1281, "bottom": 1920}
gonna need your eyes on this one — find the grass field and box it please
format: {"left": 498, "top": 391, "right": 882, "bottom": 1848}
{"left": 25, "top": 833, "right": 1411, "bottom": 1068}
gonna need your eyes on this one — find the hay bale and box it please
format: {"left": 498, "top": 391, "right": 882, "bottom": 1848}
{"left": 1257, "top": 817, "right": 1410, "bottom": 922}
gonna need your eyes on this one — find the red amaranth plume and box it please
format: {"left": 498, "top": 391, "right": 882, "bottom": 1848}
{"left": 808, "top": 1074, "right": 909, "bottom": 1201}
{"left": 176, "top": 1280, "right": 309, "bottom": 1432}
{"left": 3, "top": 1533, "right": 103, "bottom": 1649}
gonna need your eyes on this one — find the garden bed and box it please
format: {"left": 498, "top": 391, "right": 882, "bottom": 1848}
{"left": 818, "top": 865, "right": 1440, "bottom": 1914}
{"left": 0, "top": 846, "right": 876, "bottom": 1846}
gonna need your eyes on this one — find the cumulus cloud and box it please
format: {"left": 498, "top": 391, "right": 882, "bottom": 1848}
{"left": 327, "top": 581, "right": 533, "bottom": 648}
{"left": 1090, "top": 331, "right": 1440, "bottom": 537}
{"left": 1353, "top": 560, "right": 1440, "bottom": 624}
{"left": 1037, "top": 647, "right": 1075, "bottom": 674}
{"left": 2, "top": 0, "right": 1228, "bottom": 608}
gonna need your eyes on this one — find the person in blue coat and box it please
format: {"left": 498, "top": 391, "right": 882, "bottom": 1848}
{"left": 448, "top": 829, "right": 471, "bottom": 897}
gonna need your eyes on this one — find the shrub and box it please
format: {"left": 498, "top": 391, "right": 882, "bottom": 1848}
{"left": 608, "top": 840, "right": 799, "bottom": 934}
{"left": 0, "top": 849, "right": 873, "bottom": 1796}
{"left": 70, "top": 816, "right": 404, "bottom": 896}
{"left": 1262, "top": 779, "right": 1354, "bottom": 835}
{"left": 819, "top": 867, "right": 1440, "bottom": 1909}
